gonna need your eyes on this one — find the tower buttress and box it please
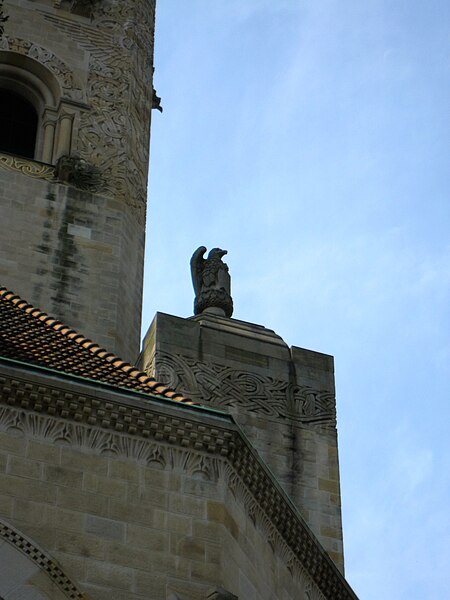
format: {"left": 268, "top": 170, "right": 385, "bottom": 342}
{"left": 0, "top": 0, "right": 157, "bottom": 361}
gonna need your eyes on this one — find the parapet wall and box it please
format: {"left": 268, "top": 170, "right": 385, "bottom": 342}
{"left": 139, "top": 312, "right": 345, "bottom": 572}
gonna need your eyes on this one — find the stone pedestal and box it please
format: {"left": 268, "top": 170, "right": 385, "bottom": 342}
{"left": 139, "top": 312, "right": 345, "bottom": 572}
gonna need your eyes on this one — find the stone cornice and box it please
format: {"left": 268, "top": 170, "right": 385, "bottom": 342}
{"left": 0, "top": 360, "right": 358, "bottom": 600}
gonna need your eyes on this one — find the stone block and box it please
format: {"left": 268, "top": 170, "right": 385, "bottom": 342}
{"left": 169, "top": 493, "right": 206, "bottom": 519}
{"left": 0, "top": 472, "right": 57, "bottom": 503}
{"left": 105, "top": 542, "right": 149, "bottom": 570}
{"left": 173, "top": 536, "right": 206, "bottom": 561}
{"left": 13, "top": 499, "right": 46, "bottom": 526}
{"left": 55, "top": 530, "right": 105, "bottom": 560}
{"left": 44, "top": 465, "right": 83, "bottom": 488}
{"left": 153, "top": 508, "right": 192, "bottom": 535}
{"left": 109, "top": 499, "right": 154, "bottom": 527}
{"left": 0, "top": 493, "right": 14, "bottom": 518}
{"left": 56, "top": 486, "right": 108, "bottom": 516}
{"left": 126, "top": 523, "right": 169, "bottom": 552}
{"left": 207, "top": 502, "right": 239, "bottom": 540}
{"left": 27, "top": 440, "right": 61, "bottom": 463}
{"left": 85, "top": 515, "right": 126, "bottom": 542}
{"left": 46, "top": 506, "right": 85, "bottom": 533}
{"left": 7, "top": 455, "right": 41, "bottom": 480}
{"left": 86, "top": 560, "right": 133, "bottom": 591}
{"left": 60, "top": 449, "right": 108, "bottom": 476}
{"left": 108, "top": 458, "right": 140, "bottom": 482}
{"left": 318, "top": 478, "right": 340, "bottom": 494}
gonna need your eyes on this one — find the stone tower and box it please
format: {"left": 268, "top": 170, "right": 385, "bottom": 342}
{"left": 0, "top": 0, "right": 156, "bottom": 362}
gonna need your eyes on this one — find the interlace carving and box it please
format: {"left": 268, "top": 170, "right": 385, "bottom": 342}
{"left": 0, "top": 0, "right": 8, "bottom": 38}
{"left": 0, "top": 36, "right": 83, "bottom": 101}
{"left": 0, "top": 153, "right": 55, "bottom": 181}
{"left": 41, "top": 2, "right": 155, "bottom": 218}
{"left": 149, "top": 351, "right": 336, "bottom": 427}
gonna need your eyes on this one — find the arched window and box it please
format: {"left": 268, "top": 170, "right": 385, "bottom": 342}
{"left": 0, "top": 88, "right": 38, "bottom": 158}
{"left": 0, "top": 50, "right": 82, "bottom": 165}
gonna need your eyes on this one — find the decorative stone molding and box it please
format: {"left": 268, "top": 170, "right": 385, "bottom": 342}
{"left": 0, "top": 36, "right": 83, "bottom": 101}
{"left": 0, "top": 152, "right": 55, "bottom": 181}
{"left": 40, "top": 3, "right": 155, "bottom": 218}
{"left": 0, "top": 366, "right": 356, "bottom": 600}
{"left": 0, "top": 0, "right": 8, "bottom": 38}
{"left": 0, "top": 519, "right": 88, "bottom": 599}
{"left": 147, "top": 351, "right": 336, "bottom": 427}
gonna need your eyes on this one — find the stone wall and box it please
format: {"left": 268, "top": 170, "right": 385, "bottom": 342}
{"left": 139, "top": 313, "right": 344, "bottom": 572}
{"left": 0, "top": 163, "right": 144, "bottom": 362}
{"left": 0, "top": 360, "right": 357, "bottom": 600}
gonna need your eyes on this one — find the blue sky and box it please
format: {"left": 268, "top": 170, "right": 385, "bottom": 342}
{"left": 142, "top": 2, "right": 450, "bottom": 598}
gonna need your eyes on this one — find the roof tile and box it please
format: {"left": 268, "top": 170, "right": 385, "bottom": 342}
{"left": 0, "top": 287, "right": 194, "bottom": 404}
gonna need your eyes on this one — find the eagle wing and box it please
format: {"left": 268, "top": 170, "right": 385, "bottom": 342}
{"left": 190, "top": 246, "right": 207, "bottom": 296}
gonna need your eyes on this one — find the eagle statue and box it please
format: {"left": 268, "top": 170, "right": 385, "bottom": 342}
{"left": 190, "top": 246, "right": 233, "bottom": 318}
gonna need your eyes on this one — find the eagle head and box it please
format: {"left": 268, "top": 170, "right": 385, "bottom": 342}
{"left": 208, "top": 248, "right": 227, "bottom": 260}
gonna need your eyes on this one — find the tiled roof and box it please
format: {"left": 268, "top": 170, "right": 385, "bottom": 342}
{"left": 0, "top": 287, "right": 193, "bottom": 403}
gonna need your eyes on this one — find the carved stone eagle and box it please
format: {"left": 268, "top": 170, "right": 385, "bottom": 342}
{"left": 190, "top": 246, "right": 233, "bottom": 318}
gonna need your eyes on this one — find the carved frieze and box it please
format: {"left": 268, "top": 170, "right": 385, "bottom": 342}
{"left": 0, "top": 0, "right": 8, "bottom": 38}
{"left": 0, "top": 153, "right": 55, "bottom": 181}
{"left": 147, "top": 351, "right": 336, "bottom": 427}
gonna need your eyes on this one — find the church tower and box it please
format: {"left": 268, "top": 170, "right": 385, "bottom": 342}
{"left": 0, "top": 0, "right": 156, "bottom": 362}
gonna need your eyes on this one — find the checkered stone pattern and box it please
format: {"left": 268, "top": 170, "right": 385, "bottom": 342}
{"left": 0, "top": 521, "right": 85, "bottom": 599}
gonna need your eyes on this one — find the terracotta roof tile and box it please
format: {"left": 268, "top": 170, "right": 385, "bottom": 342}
{"left": 0, "top": 287, "right": 194, "bottom": 404}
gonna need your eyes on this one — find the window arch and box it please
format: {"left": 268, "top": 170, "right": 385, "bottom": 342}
{"left": 0, "top": 51, "right": 80, "bottom": 164}
{"left": 0, "top": 518, "right": 87, "bottom": 599}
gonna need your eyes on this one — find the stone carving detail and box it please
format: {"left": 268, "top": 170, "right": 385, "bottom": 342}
{"left": 0, "top": 36, "right": 83, "bottom": 101}
{"left": 0, "top": 0, "right": 8, "bottom": 38}
{"left": 41, "top": 3, "right": 155, "bottom": 218}
{"left": 0, "top": 519, "right": 86, "bottom": 599}
{"left": 55, "top": 154, "right": 103, "bottom": 191}
{"left": 0, "top": 405, "right": 222, "bottom": 480}
{"left": 0, "top": 153, "right": 55, "bottom": 181}
{"left": 148, "top": 351, "right": 336, "bottom": 426}
{"left": 191, "top": 246, "right": 233, "bottom": 317}
{"left": 0, "top": 375, "right": 234, "bottom": 456}
{"left": 0, "top": 373, "right": 353, "bottom": 599}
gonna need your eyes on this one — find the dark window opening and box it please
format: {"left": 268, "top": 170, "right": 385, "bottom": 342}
{"left": 0, "top": 89, "right": 38, "bottom": 159}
